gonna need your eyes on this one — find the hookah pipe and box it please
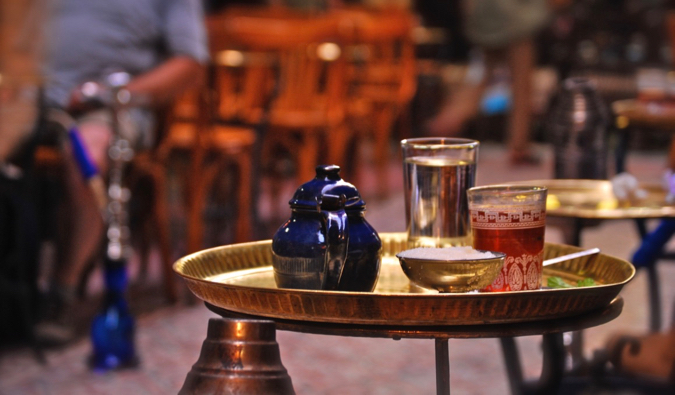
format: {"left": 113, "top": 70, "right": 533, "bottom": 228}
{"left": 57, "top": 72, "right": 147, "bottom": 370}
{"left": 88, "top": 72, "right": 140, "bottom": 371}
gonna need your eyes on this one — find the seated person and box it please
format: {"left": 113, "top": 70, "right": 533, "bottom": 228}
{"left": 425, "top": 0, "right": 551, "bottom": 165}
{"left": 600, "top": 170, "right": 675, "bottom": 384}
{"left": 606, "top": 328, "right": 675, "bottom": 381}
{"left": 36, "top": 0, "right": 209, "bottom": 343}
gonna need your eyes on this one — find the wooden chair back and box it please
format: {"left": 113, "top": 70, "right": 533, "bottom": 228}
{"left": 218, "top": 10, "right": 348, "bottom": 120}
{"left": 337, "top": 7, "right": 417, "bottom": 107}
{"left": 207, "top": 6, "right": 351, "bottom": 193}
{"left": 206, "top": 9, "right": 281, "bottom": 125}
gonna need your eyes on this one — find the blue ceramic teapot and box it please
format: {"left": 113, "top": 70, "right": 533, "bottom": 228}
{"left": 272, "top": 165, "right": 382, "bottom": 291}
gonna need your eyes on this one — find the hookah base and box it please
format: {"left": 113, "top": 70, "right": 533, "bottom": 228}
{"left": 87, "top": 353, "right": 140, "bottom": 372}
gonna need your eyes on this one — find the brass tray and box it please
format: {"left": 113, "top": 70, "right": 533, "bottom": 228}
{"left": 612, "top": 99, "right": 675, "bottom": 129}
{"left": 174, "top": 233, "right": 635, "bottom": 326}
{"left": 508, "top": 179, "right": 675, "bottom": 219}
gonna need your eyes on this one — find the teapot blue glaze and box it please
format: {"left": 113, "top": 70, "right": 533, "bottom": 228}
{"left": 272, "top": 165, "right": 382, "bottom": 291}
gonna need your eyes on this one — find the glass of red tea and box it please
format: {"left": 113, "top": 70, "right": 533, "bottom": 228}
{"left": 467, "top": 185, "right": 547, "bottom": 291}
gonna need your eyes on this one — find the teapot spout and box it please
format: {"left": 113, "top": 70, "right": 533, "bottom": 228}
{"left": 319, "top": 194, "right": 349, "bottom": 290}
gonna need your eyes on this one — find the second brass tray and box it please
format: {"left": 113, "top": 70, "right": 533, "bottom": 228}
{"left": 508, "top": 179, "right": 675, "bottom": 219}
{"left": 175, "top": 233, "right": 634, "bottom": 326}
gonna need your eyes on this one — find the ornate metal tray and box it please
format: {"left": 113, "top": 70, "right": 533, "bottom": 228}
{"left": 508, "top": 179, "right": 675, "bottom": 219}
{"left": 174, "top": 233, "right": 634, "bottom": 326}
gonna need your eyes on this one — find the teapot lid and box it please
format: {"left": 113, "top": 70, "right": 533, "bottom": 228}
{"left": 289, "top": 165, "right": 366, "bottom": 211}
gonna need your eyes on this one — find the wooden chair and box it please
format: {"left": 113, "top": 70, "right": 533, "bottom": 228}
{"left": 336, "top": 7, "right": 418, "bottom": 197}
{"left": 157, "top": 68, "right": 257, "bottom": 253}
{"left": 213, "top": 8, "right": 352, "bottom": 188}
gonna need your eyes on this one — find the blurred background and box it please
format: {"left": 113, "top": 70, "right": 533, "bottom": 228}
{"left": 2, "top": 0, "right": 675, "bottom": 393}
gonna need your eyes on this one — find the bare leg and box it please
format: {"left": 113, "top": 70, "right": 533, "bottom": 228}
{"left": 506, "top": 38, "right": 536, "bottom": 164}
{"left": 36, "top": 118, "right": 111, "bottom": 344}
{"left": 53, "top": 153, "right": 105, "bottom": 290}
{"left": 425, "top": 49, "right": 501, "bottom": 137}
{"left": 425, "top": 81, "right": 487, "bottom": 136}
{"left": 54, "top": 120, "right": 110, "bottom": 290}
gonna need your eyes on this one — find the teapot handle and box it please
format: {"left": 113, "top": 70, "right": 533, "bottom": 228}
{"left": 318, "top": 194, "right": 349, "bottom": 290}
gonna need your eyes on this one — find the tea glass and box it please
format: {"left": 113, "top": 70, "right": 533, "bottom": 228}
{"left": 401, "top": 138, "right": 479, "bottom": 247}
{"left": 467, "top": 185, "right": 547, "bottom": 291}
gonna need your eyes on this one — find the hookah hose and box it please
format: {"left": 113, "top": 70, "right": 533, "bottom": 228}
{"left": 44, "top": 108, "right": 108, "bottom": 210}
{"left": 68, "top": 127, "right": 108, "bottom": 210}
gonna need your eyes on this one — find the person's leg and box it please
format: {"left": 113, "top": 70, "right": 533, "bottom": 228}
{"left": 54, "top": 117, "right": 110, "bottom": 289}
{"left": 38, "top": 117, "right": 110, "bottom": 342}
{"left": 425, "top": 49, "right": 501, "bottom": 136}
{"left": 632, "top": 218, "right": 675, "bottom": 269}
{"left": 605, "top": 328, "right": 675, "bottom": 380}
{"left": 425, "top": 82, "right": 486, "bottom": 136}
{"left": 505, "top": 37, "right": 537, "bottom": 165}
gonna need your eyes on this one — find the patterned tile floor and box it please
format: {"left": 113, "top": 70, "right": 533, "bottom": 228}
{"left": 1, "top": 142, "right": 673, "bottom": 394}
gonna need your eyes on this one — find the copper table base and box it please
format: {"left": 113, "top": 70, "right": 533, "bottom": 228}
{"left": 206, "top": 297, "right": 623, "bottom": 395}
{"left": 180, "top": 318, "right": 295, "bottom": 395}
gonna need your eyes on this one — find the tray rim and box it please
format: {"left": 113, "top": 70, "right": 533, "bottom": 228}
{"left": 174, "top": 240, "right": 634, "bottom": 297}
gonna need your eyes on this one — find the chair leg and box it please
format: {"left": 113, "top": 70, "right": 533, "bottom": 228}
{"left": 396, "top": 104, "right": 412, "bottom": 142}
{"left": 372, "top": 106, "right": 396, "bottom": 198}
{"left": 149, "top": 163, "right": 178, "bottom": 303}
{"left": 259, "top": 133, "right": 285, "bottom": 228}
{"left": 125, "top": 160, "right": 148, "bottom": 280}
{"left": 130, "top": 156, "right": 178, "bottom": 303}
{"left": 296, "top": 130, "right": 320, "bottom": 186}
{"left": 249, "top": 123, "right": 267, "bottom": 238}
{"left": 234, "top": 151, "right": 253, "bottom": 243}
{"left": 647, "top": 264, "right": 662, "bottom": 332}
{"left": 186, "top": 159, "right": 223, "bottom": 254}
{"left": 136, "top": 218, "right": 151, "bottom": 281}
{"left": 327, "top": 123, "right": 354, "bottom": 177}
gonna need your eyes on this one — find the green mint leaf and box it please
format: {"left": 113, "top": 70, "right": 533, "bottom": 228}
{"left": 547, "top": 276, "right": 574, "bottom": 288}
{"left": 577, "top": 278, "right": 597, "bottom": 287}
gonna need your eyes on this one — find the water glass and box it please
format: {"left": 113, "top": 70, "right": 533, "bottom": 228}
{"left": 401, "top": 138, "right": 479, "bottom": 247}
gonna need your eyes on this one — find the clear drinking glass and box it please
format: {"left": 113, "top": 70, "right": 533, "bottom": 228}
{"left": 467, "top": 185, "right": 547, "bottom": 291}
{"left": 401, "top": 138, "right": 479, "bottom": 247}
